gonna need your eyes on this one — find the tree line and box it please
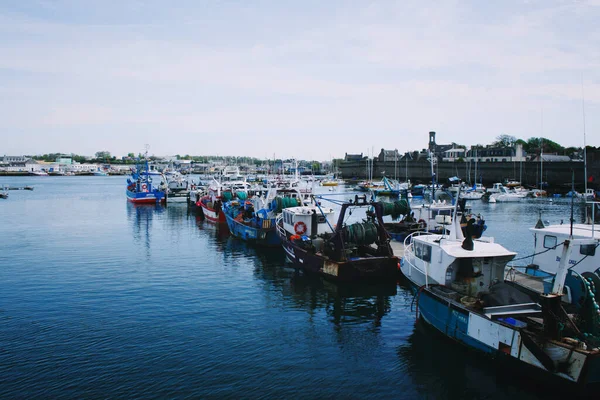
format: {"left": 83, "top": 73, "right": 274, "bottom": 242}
{"left": 483, "top": 135, "right": 591, "bottom": 157}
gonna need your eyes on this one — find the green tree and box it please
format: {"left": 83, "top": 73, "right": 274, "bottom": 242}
{"left": 493, "top": 134, "right": 517, "bottom": 147}
{"left": 95, "top": 151, "right": 111, "bottom": 160}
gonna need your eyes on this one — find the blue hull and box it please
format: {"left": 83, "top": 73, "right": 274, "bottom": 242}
{"left": 224, "top": 213, "right": 280, "bottom": 246}
{"left": 126, "top": 189, "right": 166, "bottom": 204}
{"left": 413, "top": 282, "right": 600, "bottom": 390}
{"left": 417, "top": 288, "right": 495, "bottom": 355}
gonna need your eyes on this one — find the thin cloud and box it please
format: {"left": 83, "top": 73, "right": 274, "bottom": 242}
{"left": 0, "top": 0, "right": 598, "bottom": 158}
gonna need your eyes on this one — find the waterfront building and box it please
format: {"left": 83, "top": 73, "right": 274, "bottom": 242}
{"left": 465, "top": 144, "right": 527, "bottom": 163}
{"left": 442, "top": 147, "right": 466, "bottom": 162}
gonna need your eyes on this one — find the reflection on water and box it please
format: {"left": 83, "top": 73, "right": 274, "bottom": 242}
{"left": 289, "top": 273, "right": 396, "bottom": 328}
{"left": 126, "top": 203, "right": 165, "bottom": 258}
{"left": 397, "top": 320, "right": 573, "bottom": 400}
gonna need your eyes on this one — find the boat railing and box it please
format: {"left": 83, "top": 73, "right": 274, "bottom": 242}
{"left": 402, "top": 230, "right": 435, "bottom": 282}
{"left": 275, "top": 214, "right": 286, "bottom": 238}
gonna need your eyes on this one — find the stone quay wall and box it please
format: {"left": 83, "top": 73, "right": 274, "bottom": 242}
{"left": 339, "top": 159, "right": 600, "bottom": 192}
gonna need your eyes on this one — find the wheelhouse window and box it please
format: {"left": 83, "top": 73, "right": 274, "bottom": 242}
{"left": 580, "top": 244, "right": 596, "bottom": 257}
{"left": 414, "top": 242, "right": 432, "bottom": 262}
{"left": 543, "top": 235, "right": 557, "bottom": 249}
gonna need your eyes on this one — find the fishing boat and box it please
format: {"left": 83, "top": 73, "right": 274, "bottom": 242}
{"left": 276, "top": 195, "right": 400, "bottom": 282}
{"left": 196, "top": 180, "right": 252, "bottom": 223}
{"left": 197, "top": 186, "right": 228, "bottom": 223}
{"left": 165, "top": 171, "right": 190, "bottom": 203}
{"left": 371, "top": 177, "right": 409, "bottom": 197}
{"left": 0, "top": 187, "right": 8, "bottom": 199}
{"left": 509, "top": 203, "right": 599, "bottom": 279}
{"left": 125, "top": 160, "right": 167, "bottom": 205}
{"left": 384, "top": 198, "right": 486, "bottom": 243}
{"left": 223, "top": 184, "right": 315, "bottom": 246}
{"left": 401, "top": 209, "right": 600, "bottom": 391}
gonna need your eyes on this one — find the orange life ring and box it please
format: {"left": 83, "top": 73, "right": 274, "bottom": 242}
{"left": 294, "top": 221, "right": 307, "bottom": 235}
{"left": 418, "top": 218, "right": 426, "bottom": 227}
{"left": 141, "top": 183, "right": 148, "bottom": 190}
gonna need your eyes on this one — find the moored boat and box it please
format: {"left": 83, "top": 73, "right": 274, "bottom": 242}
{"left": 198, "top": 187, "right": 228, "bottom": 223}
{"left": 508, "top": 203, "right": 600, "bottom": 279}
{"left": 165, "top": 172, "right": 190, "bottom": 203}
{"left": 223, "top": 185, "right": 314, "bottom": 246}
{"left": 126, "top": 160, "right": 166, "bottom": 205}
{"left": 276, "top": 195, "right": 400, "bottom": 282}
{"left": 401, "top": 210, "right": 600, "bottom": 392}
{"left": 384, "top": 197, "right": 486, "bottom": 243}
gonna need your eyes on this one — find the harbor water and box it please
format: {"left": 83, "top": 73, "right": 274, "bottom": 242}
{"left": 0, "top": 177, "right": 588, "bottom": 399}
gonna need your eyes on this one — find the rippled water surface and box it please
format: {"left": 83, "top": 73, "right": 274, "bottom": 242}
{"left": 0, "top": 177, "right": 588, "bottom": 399}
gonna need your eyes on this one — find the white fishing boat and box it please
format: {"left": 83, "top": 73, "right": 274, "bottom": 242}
{"left": 401, "top": 206, "right": 600, "bottom": 391}
{"left": 165, "top": 171, "right": 190, "bottom": 203}
{"left": 513, "top": 203, "right": 600, "bottom": 278}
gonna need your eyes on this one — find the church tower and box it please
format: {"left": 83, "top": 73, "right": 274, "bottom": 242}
{"left": 428, "top": 131, "right": 436, "bottom": 154}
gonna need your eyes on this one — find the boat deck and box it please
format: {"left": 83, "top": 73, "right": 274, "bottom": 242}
{"left": 389, "top": 241, "right": 406, "bottom": 258}
{"left": 505, "top": 268, "right": 545, "bottom": 293}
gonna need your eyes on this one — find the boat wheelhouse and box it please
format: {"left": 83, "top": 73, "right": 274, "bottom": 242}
{"left": 519, "top": 203, "right": 600, "bottom": 277}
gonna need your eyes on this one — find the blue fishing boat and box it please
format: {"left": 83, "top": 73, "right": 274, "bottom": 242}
{"left": 126, "top": 160, "right": 167, "bottom": 205}
{"left": 400, "top": 204, "right": 600, "bottom": 392}
{"left": 223, "top": 187, "right": 310, "bottom": 246}
{"left": 223, "top": 199, "right": 280, "bottom": 246}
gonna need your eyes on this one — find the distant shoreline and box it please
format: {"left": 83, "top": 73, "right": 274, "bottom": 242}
{"left": 0, "top": 172, "right": 128, "bottom": 176}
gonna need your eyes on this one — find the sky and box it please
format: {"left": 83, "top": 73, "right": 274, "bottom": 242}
{"left": 1, "top": 0, "right": 599, "bottom": 161}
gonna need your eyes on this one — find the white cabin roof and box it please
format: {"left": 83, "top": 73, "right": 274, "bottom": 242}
{"left": 414, "top": 235, "right": 517, "bottom": 258}
{"left": 283, "top": 206, "right": 335, "bottom": 215}
{"left": 530, "top": 224, "right": 599, "bottom": 240}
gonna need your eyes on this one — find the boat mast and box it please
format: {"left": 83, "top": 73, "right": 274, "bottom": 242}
{"left": 365, "top": 148, "right": 369, "bottom": 182}
{"left": 475, "top": 148, "right": 478, "bottom": 186}
{"left": 394, "top": 148, "right": 397, "bottom": 181}
{"left": 405, "top": 152, "right": 409, "bottom": 182}
{"left": 540, "top": 109, "right": 544, "bottom": 192}
{"left": 429, "top": 149, "right": 436, "bottom": 200}
{"left": 582, "top": 78, "right": 588, "bottom": 196}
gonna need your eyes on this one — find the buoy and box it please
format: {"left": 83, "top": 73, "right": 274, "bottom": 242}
{"left": 294, "top": 221, "right": 307, "bottom": 235}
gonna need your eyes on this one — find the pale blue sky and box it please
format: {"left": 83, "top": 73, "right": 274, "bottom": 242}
{"left": 1, "top": 0, "right": 599, "bottom": 160}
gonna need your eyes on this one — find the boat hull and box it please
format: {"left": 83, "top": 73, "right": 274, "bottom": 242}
{"left": 280, "top": 238, "right": 399, "bottom": 282}
{"left": 224, "top": 213, "right": 280, "bottom": 246}
{"left": 200, "top": 201, "right": 225, "bottom": 223}
{"left": 126, "top": 189, "right": 166, "bottom": 204}
{"left": 413, "top": 282, "right": 600, "bottom": 391}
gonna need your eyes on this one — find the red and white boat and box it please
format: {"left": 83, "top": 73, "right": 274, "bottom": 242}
{"left": 198, "top": 188, "right": 226, "bottom": 223}
{"left": 196, "top": 180, "right": 251, "bottom": 223}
